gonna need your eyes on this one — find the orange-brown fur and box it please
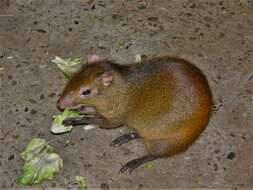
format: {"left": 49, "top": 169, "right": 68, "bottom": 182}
{"left": 58, "top": 56, "right": 212, "bottom": 158}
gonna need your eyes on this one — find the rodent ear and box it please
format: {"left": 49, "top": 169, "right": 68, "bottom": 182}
{"left": 96, "top": 72, "right": 113, "bottom": 86}
{"left": 87, "top": 54, "right": 100, "bottom": 64}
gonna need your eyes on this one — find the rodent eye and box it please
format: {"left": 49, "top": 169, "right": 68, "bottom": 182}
{"left": 81, "top": 89, "right": 91, "bottom": 96}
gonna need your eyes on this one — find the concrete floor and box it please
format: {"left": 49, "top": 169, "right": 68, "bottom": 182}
{"left": 0, "top": 0, "right": 252, "bottom": 189}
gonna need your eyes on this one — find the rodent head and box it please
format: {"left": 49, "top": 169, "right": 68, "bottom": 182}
{"left": 57, "top": 54, "right": 115, "bottom": 114}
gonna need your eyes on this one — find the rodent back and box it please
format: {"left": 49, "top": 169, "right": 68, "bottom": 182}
{"left": 123, "top": 57, "right": 212, "bottom": 140}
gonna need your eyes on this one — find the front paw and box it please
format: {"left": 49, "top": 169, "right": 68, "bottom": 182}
{"left": 110, "top": 132, "right": 139, "bottom": 147}
{"left": 70, "top": 105, "right": 96, "bottom": 115}
{"left": 63, "top": 117, "right": 89, "bottom": 126}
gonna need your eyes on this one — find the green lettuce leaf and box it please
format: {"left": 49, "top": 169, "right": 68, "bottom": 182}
{"left": 20, "top": 138, "right": 53, "bottom": 162}
{"left": 75, "top": 176, "right": 88, "bottom": 189}
{"left": 51, "top": 109, "right": 81, "bottom": 134}
{"left": 51, "top": 56, "right": 83, "bottom": 79}
{"left": 17, "top": 138, "right": 63, "bottom": 185}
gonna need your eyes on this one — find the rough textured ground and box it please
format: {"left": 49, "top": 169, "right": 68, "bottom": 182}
{"left": 0, "top": 0, "right": 252, "bottom": 189}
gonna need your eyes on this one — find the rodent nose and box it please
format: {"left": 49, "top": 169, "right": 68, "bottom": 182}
{"left": 57, "top": 95, "right": 74, "bottom": 111}
{"left": 57, "top": 97, "right": 66, "bottom": 111}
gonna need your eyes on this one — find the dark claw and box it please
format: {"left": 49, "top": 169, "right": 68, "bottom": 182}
{"left": 62, "top": 118, "right": 75, "bottom": 126}
{"left": 110, "top": 132, "right": 139, "bottom": 147}
{"left": 63, "top": 117, "right": 90, "bottom": 126}
{"left": 120, "top": 155, "right": 156, "bottom": 174}
{"left": 63, "top": 115, "right": 104, "bottom": 126}
{"left": 120, "top": 159, "right": 140, "bottom": 174}
{"left": 70, "top": 106, "right": 96, "bottom": 115}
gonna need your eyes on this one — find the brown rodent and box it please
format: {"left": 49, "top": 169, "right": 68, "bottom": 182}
{"left": 57, "top": 54, "right": 212, "bottom": 173}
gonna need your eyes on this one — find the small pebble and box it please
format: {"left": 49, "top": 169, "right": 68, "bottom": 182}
{"left": 227, "top": 152, "right": 236, "bottom": 160}
{"left": 8, "top": 155, "right": 14, "bottom": 160}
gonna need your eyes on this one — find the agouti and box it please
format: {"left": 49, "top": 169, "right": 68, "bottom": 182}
{"left": 57, "top": 54, "right": 212, "bottom": 173}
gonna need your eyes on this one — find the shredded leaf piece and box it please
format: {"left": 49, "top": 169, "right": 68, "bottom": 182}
{"left": 75, "top": 176, "right": 88, "bottom": 189}
{"left": 51, "top": 109, "right": 81, "bottom": 134}
{"left": 17, "top": 138, "right": 63, "bottom": 185}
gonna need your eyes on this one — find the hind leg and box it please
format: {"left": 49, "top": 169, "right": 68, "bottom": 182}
{"left": 119, "top": 139, "right": 170, "bottom": 173}
{"left": 120, "top": 138, "right": 189, "bottom": 173}
{"left": 144, "top": 138, "right": 190, "bottom": 157}
{"left": 119, "top": 139, "right": 169, "bottom": 173}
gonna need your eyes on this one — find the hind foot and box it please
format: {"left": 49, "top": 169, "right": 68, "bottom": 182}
{"left": 120, "top": 155, "right": 156, "bottom": 174}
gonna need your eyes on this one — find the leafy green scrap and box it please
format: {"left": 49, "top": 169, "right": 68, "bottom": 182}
{"left": 51, "top": 109, "right": 81, "bottom": 134}
{"left": 52, "top": 56, "right": 83, "bottom": 79}
{"left": 17, "top": 138, "right": 63, "bottom": 185}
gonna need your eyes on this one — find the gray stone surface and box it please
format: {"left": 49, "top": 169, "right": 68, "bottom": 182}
{"left": 0, "top": 0, "right": 252, "bottom": 189}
